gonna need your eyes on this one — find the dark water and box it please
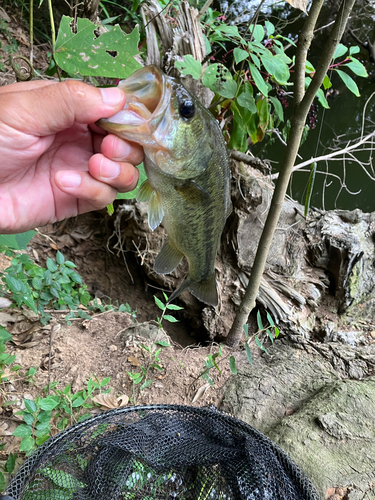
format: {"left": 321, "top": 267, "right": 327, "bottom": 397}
{"left": 221, "top": 0, "right": 375, "bottom": 212}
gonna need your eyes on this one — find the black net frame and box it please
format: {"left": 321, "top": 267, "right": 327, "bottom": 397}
{"left": 6, "top": 404, "right": 321, "bottom": 499}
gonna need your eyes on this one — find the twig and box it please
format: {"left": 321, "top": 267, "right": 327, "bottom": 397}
{"left": 269, "top": 131, "right": 375, "bottom": 180}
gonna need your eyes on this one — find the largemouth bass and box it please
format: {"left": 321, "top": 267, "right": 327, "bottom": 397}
{"left": 97, "top": 66, "right": 231, "bottom": 306}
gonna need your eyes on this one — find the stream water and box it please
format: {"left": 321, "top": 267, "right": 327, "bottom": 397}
{"left": 221, "top": 0, "right": 375, "bottom": 212}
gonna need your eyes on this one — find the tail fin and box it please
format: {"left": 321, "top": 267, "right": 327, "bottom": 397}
{"left": 168, "top": 275, "right": 218, "bottom": 307}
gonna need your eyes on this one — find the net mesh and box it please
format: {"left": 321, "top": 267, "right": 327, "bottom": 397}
{"left": 6, "top": 404, "right": 321, "bottom": 500}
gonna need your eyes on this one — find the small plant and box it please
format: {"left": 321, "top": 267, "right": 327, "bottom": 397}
{"left": 12, "top": 376, "right": 111, "bottom": 455}
{"left": 154, "top": 293, "right": 184, "bottom": 328}
{"left": 200, "top": 310, "right": 279, "bottom": 385}
{"left": 88, "top": 297, "right": 137, "bottom": 322}
{"left": 127, "top": 339, "right": 171, "bottom": 402}
{"left": 0, "top": 327, "right": 16, "bottom": 383}
{"left": 0, "top": 250, "right": 91, "bottom": 325}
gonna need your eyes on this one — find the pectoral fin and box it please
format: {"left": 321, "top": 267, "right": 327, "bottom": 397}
{"left": 168, "top": 274, "right": 218, "bottom": 307}
{"left": 154, "top": 240, "right": 184, "bottom": 274}
{"left": 148, "top": 190, "right": 164, "bottom": 231}
{"left": 136, "top": 179, "right": 153, "bottom": 202}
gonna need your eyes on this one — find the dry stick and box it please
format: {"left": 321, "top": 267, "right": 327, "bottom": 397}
{"left": 226, "top": 0, "right": 357, "bottom": 346}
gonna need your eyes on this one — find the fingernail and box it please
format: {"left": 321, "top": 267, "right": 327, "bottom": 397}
{"left": 100, "top": 157, "right": 120, "bottom": 179}
{"left": 57, "top": 172, "right": 82, "bottom": 188}
{"left": 113, "top": 137, "right": 131, "bottom": 160}
{"left": 100, "top": 87, "right": 124, "bottom": 107}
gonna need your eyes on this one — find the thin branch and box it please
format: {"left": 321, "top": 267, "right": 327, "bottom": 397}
{"left": 269, "top": 131, "right": 375, "bottom": 180}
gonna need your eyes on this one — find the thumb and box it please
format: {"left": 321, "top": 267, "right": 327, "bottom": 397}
{"left": 0, "top": 80, "right": 126, "bottom": 136}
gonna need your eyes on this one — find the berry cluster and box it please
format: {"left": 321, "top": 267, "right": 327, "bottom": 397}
{"left": 274, "top": 86, "right": 289, "bottom": 108}
{"left": 307, "top": 102, "right": 319, "bottom": 129}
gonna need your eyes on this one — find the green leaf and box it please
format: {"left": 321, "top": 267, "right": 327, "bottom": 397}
{"left": 0, "top": 327, "right": 12, "bottom": 343}
{"left": 233, "top": 47, "right": 248, "bottom": 64}
{"left": 336, "top": 69, "right": 360, "bottom": 97}
{"left": 13, "top": 424, "right": 33, "bottom": 438}
{"left": 55, "top": 17, "right": 142, "bottom": 78}
{"left": 166, "top": 303, "right": 184, "bottom": 311}
{"left": 349, "top": 45, "right": 360, "bottom": 55}
{"left": 64, "top": 261, "right": 77, "bottom": 268}
{"left": 305, "top": 60, "right": 315, "bottom": 73}
{"left": 266, "top": 311, "right": 275, "bottom": 327}
{"left": 0, "top": 231, "right": 35, "bottom": 250}
{"left": 100, "top": 376, "right": 111, "bottom": 386}
{"left": 229, "top": 356, "right": 237, "bottom": 375}
{"left": 31, "top": 277, "right": 43, "bottom": 290}
{"left": 260, "top": 52, "right": 289, "bottom": 85}
{"left": 275, "top": 327, "right": 280, "bottom": 338}
{"left": 269, "top": 96, "right": 284, "bottom": 122}
{"left": 72, "top": 396, "right": 86, "bottom": 408}
{"left": 154, "top": 296, "right": 165, "bottom": 311}
{"left": 214, "top": 25, "right": 241, "bottom": 39}
{"left": 23, "top": 413, "right": 35, "bottom": 426}
{"left": 265, "top": 20, "right": 275, "bottom": 36}
{"left": 333, "top": 43, "right": 348, "bottom": 60}
{"left": 0, "top": 471, "right": 5, "bottom": 492}
{"left": 115, "top": 163, "right": 147, "bottom": 201}
{"left": 202, "top": 64, "right": 237, "bottom": 98}
{"left": 24, "top": 398, "right": 37, "bottom": 414}
{"left": 255, "top": 335, "right": 269, "bottom": 354}
{"left": 243, "top": 323, "right": 249, "bottom": 339}
{"left": 250, "top": 52, "right": 261, "bottom": 69}
{"left": 5, "top": 453, "right": 16, "bottom": 473}
{"left": 316, "top": 88, "right": 330, "bottom": 109}
{"left": 41, "top": 467, "right": 86, "bottom": 490}
{"left": 322, "top": 74, "right": 332, "bottom": 89}
{"left": 175, "top": 55, "right": 202, "bottom": 79}
{"left": 345, "top": 57, "right": 368, "bottom": 78}
{"left": 256, "top": 310, "right": 263, "bottom": 330}
{"left": 56, "top": 251, "right": 65, "bottom": 265}
{"left": 40, "top": 397, "right": 60, "bottom": 411}
{"left": 250, "top": 24, "right": 265, "bottom": 43}
{"left": 140, "top": 380, "right": 153, "bottom": 391}
{"left": 245, "top": 343, "right": 253, "bottom": 365}
{"left": 5, "top": 275, "right": 22, "bottom": 293}
{"left": 237, "top": 90, "right": 257, "bottom": 113}
{"left": 304, "top": 162, "right": 317, "bottom": 217}
{"left": 46, "top": 258, "right": 58, "bottom": 272}
{"left": 163, "top": 315, "right": 179, "bottom": 323}
{"left": 249, "top": 63, "right": 268, "bottom": 96}
{"left": 155, "top": 340, "right": 172, "bottom": 347}
{"left": 266, "top": 329, "right": 274, "bottom": 343}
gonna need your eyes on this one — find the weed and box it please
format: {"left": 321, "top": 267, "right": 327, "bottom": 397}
{"left": 12, "top": 376, "right": 111, "bottom": 455}
{"left": 127, "top": 339, "right": 171, "bottom": 402}
{"left": 154, "top": 293, "right": 183, "bottom": 328}
{"left": 199, "top": 310, "right": 279, "bottom": 385}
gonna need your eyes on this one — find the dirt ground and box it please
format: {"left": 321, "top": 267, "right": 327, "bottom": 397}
{"left": 0, "top": 213, "right": 248, "bottom": 459}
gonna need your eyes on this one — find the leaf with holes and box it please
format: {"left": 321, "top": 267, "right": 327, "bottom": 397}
{"left": 55, "top": 16, "right": 141, "bottom": 78}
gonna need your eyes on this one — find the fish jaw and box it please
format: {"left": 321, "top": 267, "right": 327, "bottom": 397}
{"left": 96, "top": 65, "right": 171, "bottom": 147}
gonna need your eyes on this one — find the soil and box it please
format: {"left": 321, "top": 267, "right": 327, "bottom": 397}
{"left": 0, "top": 212, "right": 246, "bottom": 458}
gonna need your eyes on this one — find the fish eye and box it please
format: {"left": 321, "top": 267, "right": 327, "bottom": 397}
{"left": 179, "top": 100, "right": 195, "bottom": 119}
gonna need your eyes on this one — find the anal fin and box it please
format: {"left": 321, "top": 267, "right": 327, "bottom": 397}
{"left": 154, "top": 240, "right": 184, "bottom": 275}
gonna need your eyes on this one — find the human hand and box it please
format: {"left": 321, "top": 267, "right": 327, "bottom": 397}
{"left": 0, "top": 80, "right": 144, "bottom": 233}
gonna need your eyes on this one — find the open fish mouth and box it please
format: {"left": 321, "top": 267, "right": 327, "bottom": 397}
{"left": 97, "top": 66, "right": 172, "bottom": 140}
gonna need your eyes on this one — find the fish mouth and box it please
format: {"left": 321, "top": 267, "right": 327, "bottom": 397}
{"left": 97, "top": 66, "right": 171, "bottom": 141}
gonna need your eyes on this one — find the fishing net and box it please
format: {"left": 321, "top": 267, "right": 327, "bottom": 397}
{"left": 5, "top": 404, "right": 321, "bottom": 500}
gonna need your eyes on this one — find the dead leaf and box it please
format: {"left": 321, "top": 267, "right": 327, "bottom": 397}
{"left": 11, "top": 324, "right": 41, "bottom": 347}
{"left": 128, "top": 355, "right": 140, "bottom": 366}
{"left": 284, "top": 0, "right": 308, "bottom": 13}
{"left": 0, "top": 312, "right": 16, "bottom": 326}
{"left": 0, "top": 369, "right": 12, "bottom": 380}
{"left": 0, "top": 298, "right": 12, "bottom": 309}
{"left": 92, "top": 393, "right": 129, "bottom": 410}
{"left": 192, "top": 383, "right": 210, "bottom": 403}
{"left": 40, "top": 352, "right": 55, "bottom": 371}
